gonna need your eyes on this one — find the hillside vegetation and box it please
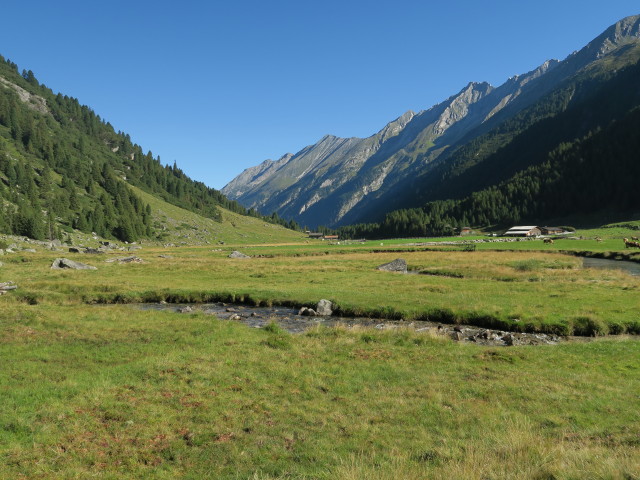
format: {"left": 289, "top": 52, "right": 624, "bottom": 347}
{"left": 0, "top": 56, "right": 300, "bottom": 244}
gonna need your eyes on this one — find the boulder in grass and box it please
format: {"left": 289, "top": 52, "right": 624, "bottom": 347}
{"left": 228, "top": 251, "right": 250, "bottom": 259}
{"left": 105, "top": 256, "right": 143, "bottom": 264}
{"left": 376, "top": 258, "right": 408, "bottom": 274}
{"left": 0, "top": 281, "right": 17, "bottom": 295}
{"left": 51, "top": 258, "right": 97, "bottom": 270}
{"left": 316, "top": 299, "right": 333, "bottom": 316}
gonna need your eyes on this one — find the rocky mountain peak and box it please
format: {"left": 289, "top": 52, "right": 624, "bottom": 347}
{"left": 569, "top": 14, "right": 640, "bottom": 62}
{"left": 376, "top": 110, "right": 416, "bottom": 142}
{"left": 433, "top": 81, "right": 493, "bottom": 135}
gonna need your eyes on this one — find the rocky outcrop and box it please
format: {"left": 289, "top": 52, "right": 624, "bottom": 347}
{"left": 0, "top": 77, "right": 49, "bottom": 114}
{"left": 51, "top": 258, "right": 97, "bottom": 270}
{"left": 377, "top": 259, "right": 408, "bottom": 274}
{"left": 105, "top": 256, "right": 143, "bottom": 263}
{"left": 228, "top": 251, "right": 250, "bottom": 259}
{"left": 0, "top": 281, "right": 17, "bottom": 295}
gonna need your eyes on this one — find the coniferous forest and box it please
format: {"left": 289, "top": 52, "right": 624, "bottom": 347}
{"left": 0, "top": 56, "right": 299, "bottom": 242}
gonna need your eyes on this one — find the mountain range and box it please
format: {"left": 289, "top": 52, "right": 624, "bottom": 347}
{"left": 222, "top": 15, "right": 640, "bottom": 231}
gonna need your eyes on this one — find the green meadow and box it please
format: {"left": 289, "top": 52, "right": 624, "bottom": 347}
{"left": 1, "top": 228, "right": 639, "bottom": 478}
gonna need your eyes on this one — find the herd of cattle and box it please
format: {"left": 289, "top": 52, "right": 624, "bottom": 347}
{"left": 624, "top": 236, "right": 640, "bottom": 248}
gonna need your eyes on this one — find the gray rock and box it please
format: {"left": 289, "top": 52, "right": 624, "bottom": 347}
{"left": 229, "top": 314, "right": 242, "bottom": 321}
{"left": 376, "top": 258, "right": 408, "bottom": 273}
{"left": 177, "top": 306, "right": 193, "bottom": 313}
{"left": 22, "top": 248, "right": 37, "bottom": 253}
{"left": 228, "top": 251, "right": 250, "bottom": 259}
{"left": 0, "top": 281, "right": 16, "bottom": 292}
{"left": 316, "top": 299, "right": 333, "bottom": 316}
{"left": 51, "top": 258, "right": 97, "bottom": 270}
{"left": 299, "top": 308, "right": 317, "bottom": 316}
{"left": 105, "top": 256, "right": 143, "bottom": 264}
{"left": 68, "top": 247, "right": 81, "bottom": 253}
{"left": 84, "top": 248, "right": 105, "bottom": 254}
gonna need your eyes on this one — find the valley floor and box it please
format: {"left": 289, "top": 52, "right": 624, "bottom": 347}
{"left": 1, "top": 230, "right": 639, "bottom": 478}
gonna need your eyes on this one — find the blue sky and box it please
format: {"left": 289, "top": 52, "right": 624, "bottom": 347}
{"left": 0, "top": 1, "right": 638, "bottom": 189}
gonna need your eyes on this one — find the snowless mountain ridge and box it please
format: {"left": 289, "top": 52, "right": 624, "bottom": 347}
{"left": 222, "top": 15, "right": 640, "bottom": 228}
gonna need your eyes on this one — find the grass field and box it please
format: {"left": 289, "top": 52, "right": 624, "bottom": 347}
{"left": 1, "top": 304, "right": 638, "bottom": 479}
{"left": 1, "top": 229, "right": 639, "bottom": 478}
{"left": 3, "top": 243, "right": 639, "bottom": 335}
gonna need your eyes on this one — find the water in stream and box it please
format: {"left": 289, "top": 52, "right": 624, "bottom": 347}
{"left": 139, "top": 302, "right": 564, "bottom": 346}
{"left": 582, "top": 257, "right": 640, "bottom": 276}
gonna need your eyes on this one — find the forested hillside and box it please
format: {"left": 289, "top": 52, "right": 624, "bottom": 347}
{"left": 0, "top": 56, "right": 298, "bottom": 242}
{"left": 337, "top": 55, "right": 640, "bottom": 239}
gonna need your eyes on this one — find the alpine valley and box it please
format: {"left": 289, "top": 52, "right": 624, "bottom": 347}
{"left": 223, "top": 15, "right": 640, "bottom": 235}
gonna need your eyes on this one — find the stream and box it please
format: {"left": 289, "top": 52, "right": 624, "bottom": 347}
{"left": 582, "top": 257, "right": 640, "bottom": 276}
{"left": 139, "top": 302, "right": 566, "bottom": 347}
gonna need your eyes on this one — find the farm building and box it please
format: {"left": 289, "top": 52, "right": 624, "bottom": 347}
{"left": 460, "top": 227, "right": 473, "bottom": 236}
{"left": 308, "top": 233, "right": 339, "bottom": 240}
{"left": 504, "top": 226, "right": 542, "bottom": 237}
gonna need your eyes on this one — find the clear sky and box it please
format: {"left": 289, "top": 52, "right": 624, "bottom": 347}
{"left": 0, "top": 1, "right": 637, "bottom": 189}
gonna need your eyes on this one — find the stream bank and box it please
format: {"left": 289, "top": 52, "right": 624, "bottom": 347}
{"left": 139, "top": 302, "right": 567, "bottom": 347}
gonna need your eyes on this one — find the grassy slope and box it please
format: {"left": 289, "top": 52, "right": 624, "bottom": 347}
{"left": 47, "top": 184, "right": 306, "bottom": 248}
{"left": 131, "top": 186, "right": 306, "bottom": 246}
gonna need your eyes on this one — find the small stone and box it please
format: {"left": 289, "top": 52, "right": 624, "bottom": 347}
{"left": 177, "top": 306, "right": 193, "bottom": 313}
{"left": 502, "top": 334, "right": 514, "bottom": 346}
